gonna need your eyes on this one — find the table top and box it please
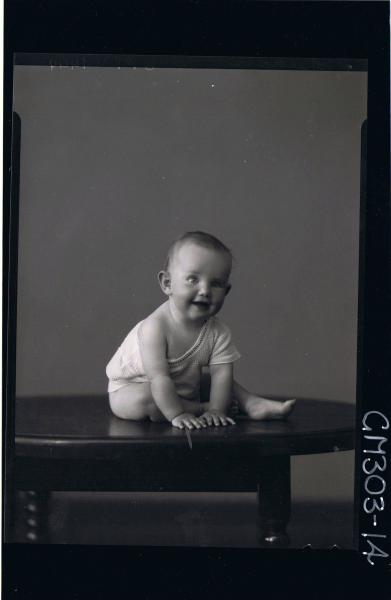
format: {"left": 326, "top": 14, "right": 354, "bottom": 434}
{"left": 15, "top": 395, "right": 355, "bottom": 459}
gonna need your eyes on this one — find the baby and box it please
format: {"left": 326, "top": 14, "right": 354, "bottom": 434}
{"left": 106, "top": 231, "right": 295, "bottom": 430}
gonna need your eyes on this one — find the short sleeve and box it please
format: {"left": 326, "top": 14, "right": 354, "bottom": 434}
{"left": 208, "top": 319, "right": 241, "bottom": 365}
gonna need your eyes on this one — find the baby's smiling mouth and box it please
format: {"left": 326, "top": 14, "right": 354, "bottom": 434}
{"left": 191, "top": 300, "right": 210, "bottom": 309}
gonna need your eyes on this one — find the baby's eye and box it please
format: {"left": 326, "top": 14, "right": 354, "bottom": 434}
{"left": 212, "top": 280, "right": 226, "bottom": 288}
{"left": 186, "top": 276, "right": 198, "bottom": 284}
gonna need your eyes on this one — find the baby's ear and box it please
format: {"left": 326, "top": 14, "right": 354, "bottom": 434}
{"left": 158, "top": 271, "right": 171, "bottom": 295}
{"left": 225, "top": 284, "right": 231, "bottom": 296}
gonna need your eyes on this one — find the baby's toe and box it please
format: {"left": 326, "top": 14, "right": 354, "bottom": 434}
{"left": 281, "top": 399, "right": 296, "bottom": 415}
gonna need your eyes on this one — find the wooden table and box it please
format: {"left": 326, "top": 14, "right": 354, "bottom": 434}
{"left": 11, "top": 396, "right": 355, "bottom": 546}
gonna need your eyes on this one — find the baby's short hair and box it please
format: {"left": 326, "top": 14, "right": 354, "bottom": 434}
{"left": 164, "top": 231, "right": 233, "bottom": 271}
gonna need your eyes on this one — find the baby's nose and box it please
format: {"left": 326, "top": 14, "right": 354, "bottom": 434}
{"left": 199, "top": 283, "right": 211, "bottom": 296}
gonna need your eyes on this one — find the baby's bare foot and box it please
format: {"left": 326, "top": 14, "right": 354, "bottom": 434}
{"left": 244, "top": 397, "right": 296, "bottom": 421}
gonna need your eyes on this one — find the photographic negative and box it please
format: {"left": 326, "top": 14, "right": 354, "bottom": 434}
{"left": 3, "top": 2, "right": 390, "bottom": 597}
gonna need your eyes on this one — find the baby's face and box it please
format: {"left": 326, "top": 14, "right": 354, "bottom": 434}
{"left": 166, "top": 242, "right": 231, "bottom": 322}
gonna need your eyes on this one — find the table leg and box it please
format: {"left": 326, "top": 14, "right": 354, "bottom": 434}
{"left": 4, "top": 478, "right": 17, "bottom": 542}
{"left": 257, "top": 455, "right": 291, "bottom": 547}
{"left": 23, "top": 490, "right": 51, "bottom": 543}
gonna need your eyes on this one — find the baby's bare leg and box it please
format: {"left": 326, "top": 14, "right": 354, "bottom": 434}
{"left": 233, "top": 381, "right": 296, "bottom": 420}
{"left": 109, "top": 383, "right": 205, "bottom": 422}
{"left": 198, "top": 370, "right": 294, "bottom": 420}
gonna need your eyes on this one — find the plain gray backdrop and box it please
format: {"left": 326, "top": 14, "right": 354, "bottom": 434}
{"left": 13, "top": 65, "right": 367, "bottom": 502}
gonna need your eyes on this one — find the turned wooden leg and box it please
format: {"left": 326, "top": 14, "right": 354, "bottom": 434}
{"left": 257, "top": 455, "right": 291, "bottom": 547}
{"left": 23, "top": 490, "right": 51, "bottom": 543}
{"left": 4, "top": 479, "right": 17, "bottom": 542}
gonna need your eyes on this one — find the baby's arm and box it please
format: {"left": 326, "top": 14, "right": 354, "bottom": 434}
{"left": 139, "top": 319, "right": 204, "bottom": 429}
{"left": 201, "top": 363, "right": 236, "bottom": 426}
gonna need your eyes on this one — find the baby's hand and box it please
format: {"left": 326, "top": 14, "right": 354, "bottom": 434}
{"left": 171, "top": 412, "right": 207, "bottom": 430}
{"left": 200, "top": 410, "right": 236, "bottom": 427}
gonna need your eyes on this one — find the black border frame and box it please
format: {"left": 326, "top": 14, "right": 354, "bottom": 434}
{"left": 3, "top": 2, "right": 390, "bottom": 598}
